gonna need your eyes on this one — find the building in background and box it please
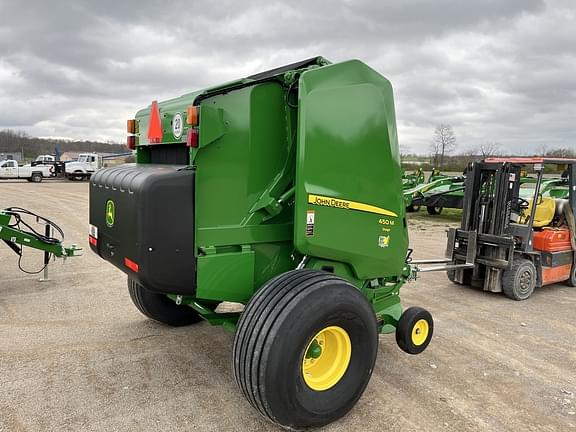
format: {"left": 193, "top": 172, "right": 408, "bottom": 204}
{"left": 0, "top": 151, "right": 22, "bottom": 162}
{"left": 59, "top": 152, "right": 81, "bottom": 162}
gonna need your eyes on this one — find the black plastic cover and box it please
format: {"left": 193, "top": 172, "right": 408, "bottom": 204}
{"left": 89, "top": 164, "right": 196, "bottom": 294}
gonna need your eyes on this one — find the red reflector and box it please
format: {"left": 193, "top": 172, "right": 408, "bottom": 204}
{"left": 147, "top": 100, "right": 163, "bottom": 144}
{"left": 127, "top": 135, "right": 136, "bottom": 150}
{"left": 124, "top": 257, "right": 139, "bottom": 273}
{"left": 186, "top": 128, "right": 199, "bottom": 148}
{"left": 88, "top": 235, "right": 97, "bottom": 246}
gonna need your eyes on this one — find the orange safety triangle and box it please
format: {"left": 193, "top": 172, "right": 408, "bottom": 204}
{"left": 147, "top": 100, "right": 163, "bottom": 143}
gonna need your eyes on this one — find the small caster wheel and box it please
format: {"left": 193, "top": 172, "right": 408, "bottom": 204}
{"left": 396, "top": 307, "right": 433, "bottom": 355}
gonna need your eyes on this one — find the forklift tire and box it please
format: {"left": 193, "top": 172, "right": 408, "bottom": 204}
{"left": 502, "top": 258, "right": 536, "bottom": 300}
{"left": 427, "top": 206, "right": 443, "bottom": 215}
{"left": 396, "top": 307, "right": 434, "bottom": 355}
{"left": 232, "top": 269, "right": 378, "bottom": 429}
{"left": 31, "top": 172, "right": 43, "bottom": 183}
{"left": 567, "top": 263, "right": 576, "bottom": 287}
{"left": 406, "top": 203, "right": 421, "bottom": 212}
{"left": 127, "top": 278, "right": 202, "bottom": 326}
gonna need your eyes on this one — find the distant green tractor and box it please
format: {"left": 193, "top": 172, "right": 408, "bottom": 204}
{"left": 402, "top": 167, "right": 425, "bottom": 189}
{"left": 89, "top": 57, "right": 433, "bottom": 429}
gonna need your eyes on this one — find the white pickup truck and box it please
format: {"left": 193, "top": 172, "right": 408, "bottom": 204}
{"left": 65, "top": 153, "right": 103, "bottom": 181}
{"left": 0, "top": 159, "right": 53, "bottom": 182}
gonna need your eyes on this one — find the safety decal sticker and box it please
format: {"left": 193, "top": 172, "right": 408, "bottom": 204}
{"left": 378, "top": 235, "right": 390, "bottom": 248}
{"left": 308, "top": 194, "right": 398, "bottom": 218}
{"left": 172, "top": 112, "right": 183, "bottom": 139}
{"left": 306, "top": 210, "right": 315, "bottom": 236}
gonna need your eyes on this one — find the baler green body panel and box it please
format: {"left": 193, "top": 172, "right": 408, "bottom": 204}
{"left": 193, "top": 82, "right": 296, "bottom": 301}
{"left": 295, "top": 60, "right": 407, "bottom": 279}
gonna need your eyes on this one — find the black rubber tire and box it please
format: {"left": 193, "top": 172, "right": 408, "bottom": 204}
{"left": 502, "top": 257, "right": 536, "bottom": 300}
{"left": 31, "top": 172, "right": 43, "bottom": 183}
{"left": 396, "top": 307, "right": 434, "bottom": 355}
{"left": 127, "top": 278, "right": 202, "bottom": 326}
{"left": 567, "top": 262, "right": 576, "bottom": 287}
{"left": 427, "top": 206, "right": 443, "bottom": 215}
{"left": 232, "top": 269, "right": 378, "bottom": 430}
{"left": 406, "top": 203, "right": 421, "bottom": 212}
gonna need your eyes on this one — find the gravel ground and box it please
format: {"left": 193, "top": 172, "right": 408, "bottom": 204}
{"left": 1, "top": 180, "right": 575, "bottom": 432}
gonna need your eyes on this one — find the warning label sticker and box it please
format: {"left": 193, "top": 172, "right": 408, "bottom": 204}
{"left": 306, "top": 210, "right": 315, "bottom": 236}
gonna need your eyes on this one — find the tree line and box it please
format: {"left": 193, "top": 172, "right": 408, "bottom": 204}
{"left": 0, "top": 129, "right": 126, "bottom": 159}
{"left": 423, "top": 124, "right": 574, "bottom": 169}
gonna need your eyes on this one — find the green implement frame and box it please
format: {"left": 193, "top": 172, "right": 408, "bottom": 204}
{"left": 0, "top": 209, "right": 81, "bottom": 270}
{"left": 404, "top": 174, "right": 465, "bottom": 213}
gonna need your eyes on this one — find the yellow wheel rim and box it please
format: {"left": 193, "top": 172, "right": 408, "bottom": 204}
{"left": 302, "top": 326, "right": 351, "bottom": 391}
{"left": 411, "top": 319, "right": 429, "bottom": 346}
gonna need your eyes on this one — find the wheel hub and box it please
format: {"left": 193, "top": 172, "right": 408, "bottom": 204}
{"left": 411, "top": 319, "right": 429, "bottom": 346}
{"left": 519, "top": 269, "right": 533, "bottom": 292}
{"left": 302, "top": 326, "right": 351, "bottom": 391}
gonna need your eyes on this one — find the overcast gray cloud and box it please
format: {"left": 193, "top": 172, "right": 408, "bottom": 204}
{"left": 0, "top": 0, "right": 574, "bottom": 154}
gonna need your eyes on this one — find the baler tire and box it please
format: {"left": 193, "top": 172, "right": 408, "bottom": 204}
{"left": 232, "top": 269, "right": 378, "bottom": 430}
{"left": 427, "top": 206, "right": 443, "bottom": 215}
{"left": 502, "top": 257, "right": 536, "bottom": 300}
{"left": 127, "top": 278, "right": 202, "bottom": 326}
{"left": 406, "top": 204, "right": 420, "bottom": 212}
{"left": 396, "top": 306, "right": 433, "bottom": 355}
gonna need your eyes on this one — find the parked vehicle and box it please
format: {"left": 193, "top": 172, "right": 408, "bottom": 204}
{"left": 404, "top": 172, "right": 465, "bottom": 214}
{"left": 34, "top": 155, "right": 56, "bottom": 164}
{"left": 31, "top": 154, "right": 65, "bottom": 176}
{"left": 65, "top": 153, "right": 103, "bottom": 180}
{"left": 0, "top": 159, "right": 53, "bottom": 182}
{"left": 445, "top": 157, "right": 576, "bottom": 300}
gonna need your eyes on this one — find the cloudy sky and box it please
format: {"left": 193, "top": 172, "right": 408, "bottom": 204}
{"left": 0, "top": 0, "right": 574, "bottom": 154}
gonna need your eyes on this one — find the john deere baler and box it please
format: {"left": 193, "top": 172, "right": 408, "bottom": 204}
{"left": 89, "top": 57, "right": 432, "bottom": 429}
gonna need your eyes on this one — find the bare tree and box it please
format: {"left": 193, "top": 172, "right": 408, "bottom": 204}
{"left": 399, "top": 144, "right": 412, "bottom": 157}
{"left": 430, "top": 124, "right": 456, "bottom": 168}
{"left": 478, "top": 141, "right": 500, "bottom": 157}
{"left": 536, "top": 144, "right": 548, "bottom": 157}
{"left": 545, "top": 147, "right": 576, "bottom": 158}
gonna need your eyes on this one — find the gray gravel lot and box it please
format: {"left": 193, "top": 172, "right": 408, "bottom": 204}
{"left": 1, "top": 181, "right": 575, "bottom": 431}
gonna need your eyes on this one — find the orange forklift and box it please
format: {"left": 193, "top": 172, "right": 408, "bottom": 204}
{"left": 445, "top": 157, "right": 576, "bottom": 300}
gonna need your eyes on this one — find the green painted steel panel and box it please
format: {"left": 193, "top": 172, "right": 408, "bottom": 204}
{"left": 135, "top": 90, "right": 202, "bottom": 146}
{"left": 294, "top": 60, "right": 408, "bottom": 279}
{"left": 196, "top": 250, "right": 255, "bottom": 302}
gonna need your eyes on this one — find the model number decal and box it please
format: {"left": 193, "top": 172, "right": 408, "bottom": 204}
{"left": 378, "top": 218, "right": 395, "bottom": 226}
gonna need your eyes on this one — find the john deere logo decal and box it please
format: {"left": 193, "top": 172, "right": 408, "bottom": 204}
{"left": 105, "top": 200, "right": 115, "bottom": 227}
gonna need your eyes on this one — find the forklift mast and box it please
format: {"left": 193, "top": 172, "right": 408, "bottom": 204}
{"left": 461, "top": 161, "right": 540, "bottom": 252}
